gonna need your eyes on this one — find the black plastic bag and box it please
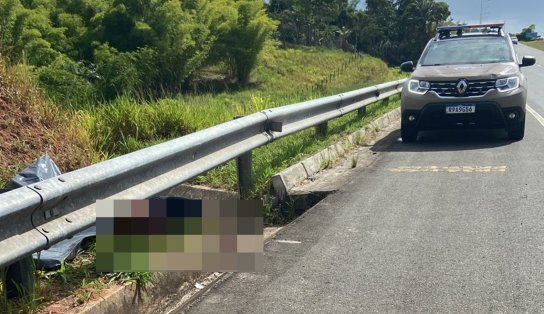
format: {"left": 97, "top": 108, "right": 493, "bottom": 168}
{"left": 3, "top": 154, "right": 96, "bottom": 269}
{"left": 5, "top": 153, "right": 61, "bottom": 189}
{"left": 33, "top": 226, "right": 96, "bottom": 269}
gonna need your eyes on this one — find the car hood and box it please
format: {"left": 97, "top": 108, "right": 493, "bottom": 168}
{"left": 411, "top": 63, "right": 519, "bottom": 81}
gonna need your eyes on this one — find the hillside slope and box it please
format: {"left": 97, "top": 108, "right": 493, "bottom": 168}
{"left": 0, "top": 44, "right": 400, "bottom": 186}
{"left": 0, "top": 61, "right": 92, "bottom": 186}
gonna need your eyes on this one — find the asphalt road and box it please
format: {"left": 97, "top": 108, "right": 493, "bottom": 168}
{"left": 182, "top": 45, "right": 544, "bottom": 313}
{"left": 517, "top": 43, "right": 544, "bottom": 118}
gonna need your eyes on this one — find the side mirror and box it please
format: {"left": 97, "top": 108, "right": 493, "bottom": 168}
{"left": 521, "top": 56, "right": 536, "bottom": 67}
{"left": 400, "top": 61, "right": 415, "bottom": 72}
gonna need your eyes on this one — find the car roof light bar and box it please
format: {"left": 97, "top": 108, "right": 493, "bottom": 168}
{"left": 436, "top": 22, "right": 505, "bottom": 39}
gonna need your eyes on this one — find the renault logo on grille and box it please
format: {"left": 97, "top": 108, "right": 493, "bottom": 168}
{"left": 457, "top": 80, "right": 468, "bottom": 95}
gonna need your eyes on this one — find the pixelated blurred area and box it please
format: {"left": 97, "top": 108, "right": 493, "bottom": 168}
{"left": 95, "top": 198, "right": 264, "bottom": 272}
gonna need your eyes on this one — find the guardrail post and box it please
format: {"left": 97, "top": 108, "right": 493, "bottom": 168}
{"left": 357, "top": 107, "right": 366, "bottom": 117}
{"left": 316, "top": 122, "right": 328, "bottom": 137}
{"left": 4, "top": 256, "right": 34, "bottom": 300}
{"left": 236, "top": 151, "right": 252, "bottom": 199}
{"left": 234, "top": 115, "right": 253, "bottom": 199}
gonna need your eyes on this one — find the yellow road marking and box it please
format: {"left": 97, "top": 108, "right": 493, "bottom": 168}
{"left": 389, "top": 166, "right": 507, "bottom": 173}
{"left": 527, "top": 105, "right": 544, "bottom": 129}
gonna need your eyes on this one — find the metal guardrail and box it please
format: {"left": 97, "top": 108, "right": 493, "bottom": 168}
{"left": 0, "top": 78, "right": 406, "bottom": 269}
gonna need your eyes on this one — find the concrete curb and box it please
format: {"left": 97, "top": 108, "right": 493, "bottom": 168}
{"left": 271, "top": 107, "right": 401, "bottom": 201}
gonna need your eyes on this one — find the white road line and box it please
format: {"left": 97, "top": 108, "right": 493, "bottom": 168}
{"left": 389, "top": 166, "right": 507, "bottom": 173}
{"left": 274, "top": 239, "right": 302, "bottom": 244}
{"left": 527, "top": 105, "right": 544, "bottom": 128}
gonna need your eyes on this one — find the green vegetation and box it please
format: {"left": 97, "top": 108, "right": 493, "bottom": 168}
{"left": 85, "top": 43, "right": 399, "bottom": 154}
{"left": 0, "top": 58, "right": 93, "bottom": 188}
{"left": 516, "top": 24, "right": 540, "bottom": 41}
{"left": 0, "top": 251, "right": 96, "bottom": 313}
{"left": 0, "top": 35, "right": 402, "bottom": 199}
{"left": 0, "top": 0, "right": 449, "bottom": 105}
{"left": 78, "top": 44, "right": 402, "bottom": 199}
{"left": 0, "top": 240, "right": 155, "bottom": 313}
{"left": 523, "top": 40, "right": 544, "bottom": 51}
{"left": 0, "top": 0, "right": 277, "bottom": 104}
{"left": 268, "top": 0, "right": 450, "bottom": 64}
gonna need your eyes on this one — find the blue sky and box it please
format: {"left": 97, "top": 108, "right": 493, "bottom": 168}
{"left": 356, "top": 0, "right": 541, "bottom": 34}
{"left": 445, "top": 0, "right": 540, "bottom": 34}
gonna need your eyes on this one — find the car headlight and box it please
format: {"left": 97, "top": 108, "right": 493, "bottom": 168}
{"left": 408, "top": 80, "right": 430, "bottom": 95}
{"left": 496, "top": 77, "right": 519, "bottom": 92}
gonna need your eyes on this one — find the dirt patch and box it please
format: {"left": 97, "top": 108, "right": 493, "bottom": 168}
{"left": 0, "top": 59, "right": 92, "bottom": 184}
{"left": 39, "top": 282, "right": 125, "bottom": 314}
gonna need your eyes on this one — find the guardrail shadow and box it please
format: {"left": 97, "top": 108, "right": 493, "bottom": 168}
{"left": 371, "top": 128, "right": 516, "bottom": 153}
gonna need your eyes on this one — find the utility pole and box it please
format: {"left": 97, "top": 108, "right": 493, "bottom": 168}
{"left": 480, "top": 0, "right": 493, "bottom": 24}
{"left": 480, "top": 0, "right": 483, "bottom": 24}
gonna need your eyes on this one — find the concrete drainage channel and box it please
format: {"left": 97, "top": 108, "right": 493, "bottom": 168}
{"left": 271, "top": 108, "right": 400, "bottom": 203}
{"left": 42, "top": 107, "right": 401, "bottom": 314}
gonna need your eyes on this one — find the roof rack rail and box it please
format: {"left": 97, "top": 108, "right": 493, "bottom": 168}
{"left": 435, "top": 22, "right": 505, "bottom": 40}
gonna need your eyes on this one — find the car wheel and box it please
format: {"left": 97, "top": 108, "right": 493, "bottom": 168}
{"left": 401, "top": 126, "right": 418, "bottom": 142}
{"left": 507, "top": 119, "right": 525, "bottom": 141}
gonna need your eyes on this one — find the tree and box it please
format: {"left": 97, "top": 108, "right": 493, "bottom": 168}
{"left": 393, "top": 0, "right": 450, "bottom": 63}
{"left": 354, "top": 0, "right": 396, "bottom": 59}
{"left": 268, "top": 0, "right": 350, "bottom": 47}
{"left": 517, "top": 24, "right": 537, "bottom": 41}
{"left": 213, "top": 0, "right": 277, "bottom": 84}
{"left": 0, "top": 0, "right": 26, "bottom": 62}
{"left": 0, "top": 0, "right": 281, "bottom": 100}
{"left": 0, "top": 0, "right": 64, "bottom": 65}
{"left": 347, "top": 0, "right": 450, "bottom": 64}
{"left": 146, "top": 0, "right": 215, "bottom": 91}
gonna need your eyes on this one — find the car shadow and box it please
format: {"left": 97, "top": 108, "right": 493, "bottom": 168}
{"left": 371, "top": 128, "right": 518, "bottom": 153}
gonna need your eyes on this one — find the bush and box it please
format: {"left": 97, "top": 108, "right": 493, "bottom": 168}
{"left": 37, "top": 55, "right": 97, "bottom": 106}
{"left": 88, "top": 97, "right": 195, "bottom": 155}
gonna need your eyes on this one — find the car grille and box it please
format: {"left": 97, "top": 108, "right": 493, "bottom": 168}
{"left": 429, "top": 80, "right": 496, "bottom": 97}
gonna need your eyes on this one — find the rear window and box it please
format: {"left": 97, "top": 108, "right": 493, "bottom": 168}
{"left": 420, "top": 37, "right": 513, "bottom": 66}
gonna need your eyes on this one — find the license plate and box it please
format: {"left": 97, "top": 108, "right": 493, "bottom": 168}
{"left": 446, "top": 104, "right": 475, "bottom": 114}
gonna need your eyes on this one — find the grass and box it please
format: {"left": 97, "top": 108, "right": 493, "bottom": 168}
{"left": 78, "top": 42, "right": 402, "bottom": 198}
{"left": 522, "top": 40, "right": 544, "bottom": 51}
{"left": 0, "top": 240, "right": 156, "bottom": 313}
{"left": 0, "top": 60, "right": 95, "bottom": 188}
{"left": 351, "top": 155, "right": 358, "bottom": 168}
{"left": 0, "top": 252, "right": 98, "bottom": 313}
{"left": 80, "top": 41, "right": 400, "bottom": 156}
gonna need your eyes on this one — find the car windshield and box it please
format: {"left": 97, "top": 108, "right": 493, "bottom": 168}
{"left": 420, "top": 37, "right": 513, "bottom": 66}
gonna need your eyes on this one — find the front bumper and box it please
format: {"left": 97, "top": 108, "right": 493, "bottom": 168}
{"left": 401, "top": 87, "right": 527, "bottom": 130}
{"left": 402, "top": 103, "right": 524, "bottom": 130}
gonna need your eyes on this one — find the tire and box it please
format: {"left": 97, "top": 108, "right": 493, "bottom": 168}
{"left": 507, "top": 119, "right": 525, "bottom": 141}
{"left": 401, "top": 126, "right": 418, "bottom": 142}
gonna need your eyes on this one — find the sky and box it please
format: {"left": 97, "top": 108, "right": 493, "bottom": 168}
{"left": 445, "top": 0, "right": 541, "bottom": 34}
{"left": 356, "top": 0, "right": 541, "bottom": 34}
